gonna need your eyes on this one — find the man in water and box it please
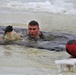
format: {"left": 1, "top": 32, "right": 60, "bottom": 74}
{"left": 26, "top": 20, "right": 55, "bottom": 41}
{"left": 4, "top": 25, "right": 21, "bottom": 41}
{"left": 25, "top": 20, "right": 57, "bottom": 49}
{"left": 27, "top": 20, "right": 44, "bottom": 41}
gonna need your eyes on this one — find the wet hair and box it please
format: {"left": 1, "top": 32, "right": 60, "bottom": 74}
{"left": 28, "top": 20, "right": 39, "bottom": 27}
{"left": 4, "top": 25, "right": 13, "bottom": 35}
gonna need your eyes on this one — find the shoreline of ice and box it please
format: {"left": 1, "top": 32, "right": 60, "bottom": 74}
{"left": 0, "top": 0, "right": 76, "bottom": 15}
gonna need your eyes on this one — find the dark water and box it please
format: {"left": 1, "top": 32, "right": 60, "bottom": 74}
{"left": 0, "top": 26, "right": 76, "bottom": 51}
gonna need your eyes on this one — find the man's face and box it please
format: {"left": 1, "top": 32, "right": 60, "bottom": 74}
{"left": 28, "top": 25, "right": 39, "bottom": 38}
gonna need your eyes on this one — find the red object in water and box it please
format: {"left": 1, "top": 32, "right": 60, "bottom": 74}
{"left": 66, "top": 40, "right": 76, "bottom": 57}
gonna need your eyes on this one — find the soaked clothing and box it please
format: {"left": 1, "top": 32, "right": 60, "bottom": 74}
{"left": 19, "top": 31, "right": 61, "bottom": 49}
{"left": 4, "top": 30, "right": 20, "bottom": 41}
{"left": 20, "top": 31, "right": 45, "bottom": 46}
{"left": 24, "top": 31, "right": 56, "bottom": 42}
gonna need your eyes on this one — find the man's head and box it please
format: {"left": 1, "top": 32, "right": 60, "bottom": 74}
{"left": 28, "top": 20, "right": 40, "bottom": 38}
